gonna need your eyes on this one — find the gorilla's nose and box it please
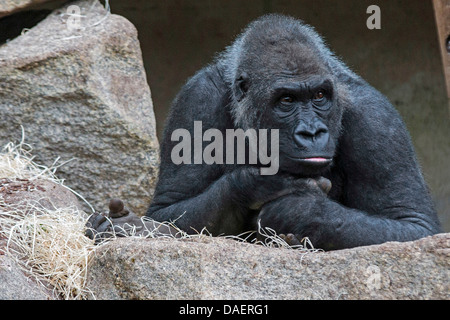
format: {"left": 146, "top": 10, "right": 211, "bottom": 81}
{"left": 294, "top": 122, "right": 329, "bottom": 148}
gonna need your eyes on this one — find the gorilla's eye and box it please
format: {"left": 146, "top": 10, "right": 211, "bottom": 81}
{"left": 312, "top": 90, "right": 329, "bottom": 109}
{"left": 313, "top": 90, "right": 325, "bottom": 102}
{"left": 279, "top": 95, "right": 295, "bottom": 104}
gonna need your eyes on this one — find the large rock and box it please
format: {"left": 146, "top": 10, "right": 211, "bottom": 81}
{"left": 0, "top": 255, "right": 53, "bottom": 299}
{"left": 0, "top": 178, "right": 84, "bottom": 212}
{"left": 0, "top": 0, "right": 159, "bottom": 215}
{"left": 86, "top": 233, "right": 449, "bottom": 300}
{"left": 0, "top": 0, "right": 55, "bottom": 18}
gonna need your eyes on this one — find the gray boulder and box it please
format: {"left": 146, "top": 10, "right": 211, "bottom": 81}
{"left": 86, "top": 233, "right": 449, "bottom": 300}
{"left": 0, "top": 0, "right": 159, "bottom": 215}
{"left": 0, "top": 255, "right": 53, "bottom": 299}
{"left": 0, "top": 178, "right": 84, "bottom": 212}
{"left": 0, "top": 0, "right": 55, "bottom": 17}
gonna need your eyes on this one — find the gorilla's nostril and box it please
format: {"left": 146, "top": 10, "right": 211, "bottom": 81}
{"left": 294, "top": 124, "right": 329, "bottom": 148}
{"left": 316, "top": 128, "right": 328, "bottom": 135}
{"left": 298, "top": 130, "right": 315, "bottom": 138}
{"left": 295, "top": 125, "right": 328, "bottom": 140}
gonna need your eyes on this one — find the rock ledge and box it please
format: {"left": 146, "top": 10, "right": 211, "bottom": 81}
{"left": 86, "top": 233, "right": 449, "bottom": 300}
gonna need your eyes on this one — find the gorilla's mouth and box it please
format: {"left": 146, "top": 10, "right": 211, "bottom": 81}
{"left": 284, "top": 154, "right": 333, "bottom": 166}
{"left": 298, "top": 157, "right": 333, "bottom": 167}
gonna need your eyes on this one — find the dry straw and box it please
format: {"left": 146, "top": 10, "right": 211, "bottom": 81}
{"left": 0, "top": 202, "right": 95, "bottom": 299}
{"left": 0, "top": 135, "right": 96, "bottom": 299}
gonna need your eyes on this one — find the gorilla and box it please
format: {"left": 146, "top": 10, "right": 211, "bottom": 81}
{"left": 87, "top": 14, "right": 441, "bottom": 250}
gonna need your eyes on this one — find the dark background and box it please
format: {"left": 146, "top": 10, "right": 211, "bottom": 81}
{"left": 111, "top": 0, "right": 450, "bottom": 231}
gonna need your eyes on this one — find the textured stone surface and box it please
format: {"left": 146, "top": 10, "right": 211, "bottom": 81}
{"left": 86, "top": 233, "right": 449, "bottom": 300}
{"left": 0, "top": 0, "right": 159, "bottom": 214}
{"left": 0, "top": 178, "right": 84, "bottom": 212}
{"left": 0, "top": 0, "right": 54, "bottom": 18}
{"left": 0, "top": 255, "right": 53, "bottom": 299}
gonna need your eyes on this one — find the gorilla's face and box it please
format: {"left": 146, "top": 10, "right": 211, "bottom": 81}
{"left": 269, "top": 76, "right": 338, "bottom": 176}
{"left": 232, "top": 43, "right": 343, "bottom": 176}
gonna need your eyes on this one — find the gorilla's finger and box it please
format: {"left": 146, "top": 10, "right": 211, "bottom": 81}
{"left": 87, "top": 213, "right": 107, "bottom": 229}
{"left": 85, "top": 213, "right": 107, "bottom": 240}
{"left": 84, "top": 227, "right": 96, "bottom": 240}
{"left": 301, "top": 177, "right": 332, "bottom": 194}
{"left": 317, "top": 177, "right": 332, "bottom": 194}
{"left": 96, "top": 219, "right": 114, "bottom": 233}
{"left": 285, "top": 233, "right": 302, "bottom": 246}
{"left": 305, "top": 178, "right": 318, "bottom": 188}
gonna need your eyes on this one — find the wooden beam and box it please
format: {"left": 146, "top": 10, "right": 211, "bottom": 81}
{"left": 433, "top": 0, "right": 450, "bottom": 101}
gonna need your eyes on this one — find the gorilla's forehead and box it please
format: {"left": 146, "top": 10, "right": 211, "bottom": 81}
{"left": 271, "top": 74, "right": 332, "bottom": 90}
{"left": 245, "top": 44, "right": 329, "bottom": 81}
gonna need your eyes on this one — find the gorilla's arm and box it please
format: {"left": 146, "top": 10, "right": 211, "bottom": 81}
{"left": 259, "top": 81, "right": 442, "bottom": 250}
{"left": 146, "top": 65, "right": 240, "bottom": 235}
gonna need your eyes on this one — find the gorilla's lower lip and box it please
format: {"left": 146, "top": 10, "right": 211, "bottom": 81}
{"left": 298, "top": 157, "right": 333, "bottom": 165}
{"left": 302, "top": 157, "right": 331, "bottom": 162}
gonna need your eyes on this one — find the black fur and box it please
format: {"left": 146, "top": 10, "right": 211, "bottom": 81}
{"left": 146, "top": 14, "right": 441, "bottom": 250}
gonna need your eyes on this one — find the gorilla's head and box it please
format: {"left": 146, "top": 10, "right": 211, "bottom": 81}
{"left": 223, "top": 14, "right": 347, "bottom": 176}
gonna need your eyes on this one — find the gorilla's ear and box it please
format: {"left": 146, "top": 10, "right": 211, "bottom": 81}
{"left": 234, "top": 72, "right": 250, "bottom": 102}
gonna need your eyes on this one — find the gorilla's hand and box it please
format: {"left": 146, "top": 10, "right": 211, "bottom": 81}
{"left": 85, "top": 199, "right": 180, "bottom": 244}
{"left": 298, "top": 176, "right": 332, "bottom": 195}
{"left": 230, "top": 167, "right": 330, "bottom": 211}
{"left": 257, "top": 176, "right": 332, "bottom": 247}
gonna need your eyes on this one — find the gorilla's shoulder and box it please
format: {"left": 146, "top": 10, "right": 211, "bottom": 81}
{"left": 183, "top": 62, "right": 229, "bottom": 95}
